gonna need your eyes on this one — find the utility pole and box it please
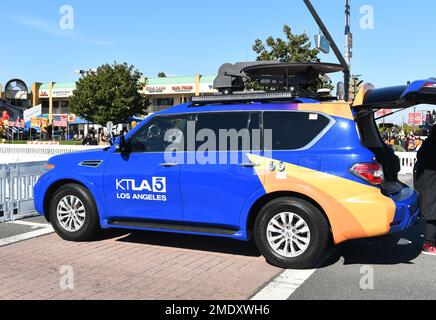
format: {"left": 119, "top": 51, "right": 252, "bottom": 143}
{"left": 303, "top": 0, "right": 351, "bottom": 101}
{"left": 345, "top": 0, "right": 352, "bottom": 67}
{"left": 345, "top": 0, "right": 352, "bottom": 101}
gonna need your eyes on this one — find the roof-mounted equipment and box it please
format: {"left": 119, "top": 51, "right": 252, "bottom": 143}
{"left": 193, "top": 61, "right": 344, "bottom": 105}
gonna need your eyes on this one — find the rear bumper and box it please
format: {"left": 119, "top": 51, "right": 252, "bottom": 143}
{"left": 389, "top": 185, "right": 420, "bottom": 234}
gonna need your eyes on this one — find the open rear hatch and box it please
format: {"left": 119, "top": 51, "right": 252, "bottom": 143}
{"left": 352, "top": 79, "right": 436, "bottom": 194}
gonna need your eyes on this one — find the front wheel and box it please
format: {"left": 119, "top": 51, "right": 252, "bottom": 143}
{"left": 49, "top": 183, "right": 101, "bottom": 242}
{"left": 254, "top": 197, "right": 330, "bottom": 269}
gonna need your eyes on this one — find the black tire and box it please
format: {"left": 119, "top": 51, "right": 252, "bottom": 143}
{"left": 49, "top": 183, "right": 100, "bottom": 242}
{"left": 254, "top": 197, "right": 330, "bottom": 269}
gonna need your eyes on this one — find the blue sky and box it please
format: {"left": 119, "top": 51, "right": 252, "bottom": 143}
{"left": 1, "top": 0, "right": 436, "bottom": 122}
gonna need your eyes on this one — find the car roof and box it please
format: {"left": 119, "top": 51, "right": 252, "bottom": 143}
{"left": 156, "top": 98, "right": 321, "bottom": 115}
{"left": 155, "top": 98, "right": 354, "bottom": 121}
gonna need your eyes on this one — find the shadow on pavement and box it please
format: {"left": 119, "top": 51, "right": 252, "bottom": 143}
{"left": 95, "top": 229, "right": 261, "bottom": 257}
{"left": 321, "top": 224, "right": 425, "bottom": 268}
{"left": 90, "top": 223, "right": 424, "bottom": 265}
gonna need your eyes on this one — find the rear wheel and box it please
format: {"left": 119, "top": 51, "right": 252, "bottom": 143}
{"left": 254, "top": 197, "right": 330, "bottom": 269}
{"left": 49, "top": 184, "right": 100, "bottom": 241}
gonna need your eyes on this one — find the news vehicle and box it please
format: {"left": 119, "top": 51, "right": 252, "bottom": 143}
{"left": 34, "top": 63, "right": 435, "bottom": 268}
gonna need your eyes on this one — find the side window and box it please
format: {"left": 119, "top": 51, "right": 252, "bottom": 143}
{"left": 129, "top": 115, "right": 189, "bottom": 153}
{"left": 263, "top": 112, "right": 331, "bottom": 151}
{"left": 195, "top": 112, "right": 259, "bottom": 151}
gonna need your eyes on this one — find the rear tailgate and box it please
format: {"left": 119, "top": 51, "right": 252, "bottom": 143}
{"left": 351, "top": 79, "right": 431, "bottom": 231}
{"left": 352, "top": 79, "right": 436, "bottom": 110}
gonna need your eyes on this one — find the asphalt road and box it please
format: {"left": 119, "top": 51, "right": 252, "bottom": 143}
{"left": 2, "top": 174, "right": 435, "bottom": 300}
{"left": 291, "top": 174, "right": 436, "bottom": 300}
{"left": 290, "top": 224, "right": 436, "bottom": 300}
{"left": 0, "top": 216, "right": 50, "bottom": 240}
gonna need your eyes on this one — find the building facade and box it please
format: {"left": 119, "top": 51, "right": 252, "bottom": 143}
{"left": 0, "top": 74, "right": 217, "bottom": 122}
{"left": 144, "top": 75, "right": 216, "bottom": 113}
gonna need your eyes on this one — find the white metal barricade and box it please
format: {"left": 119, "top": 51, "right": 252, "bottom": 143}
{"left": 0, "top": 145, "right": 103, "bottom": 223}
{"left": 0, "top": 144, "right": 101, "bottom": 156}
{"left": 396, "top": 152, "right": 417, "bottom": 175}
{"left": 0, "top": 162, "right": 46, "bottom": 223}
{"left": 0, "top": 163, "right": 9, "bottom": 223}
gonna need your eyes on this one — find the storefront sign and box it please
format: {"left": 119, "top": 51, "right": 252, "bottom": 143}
{"left": 172, "top": 85, "right": 194, "bottom": 93}
{"left": 145, "top": 86, "right": 166, "bottom": 94}
{"left": 39, "top": 88, "right": 75, "bottom": 98}
{"left": 145, "top": 83, "right": 216, "bottom": 95}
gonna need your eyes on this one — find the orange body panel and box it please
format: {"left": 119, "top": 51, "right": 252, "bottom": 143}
{"left": 248, "top": 155, "right": 397, "bottom": 244}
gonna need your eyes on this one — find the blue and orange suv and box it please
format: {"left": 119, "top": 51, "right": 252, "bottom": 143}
{"left": 34, "top": 63, "right": 434, "bottom": 269}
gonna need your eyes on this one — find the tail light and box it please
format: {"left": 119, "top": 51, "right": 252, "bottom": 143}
{"left": 422, "top": 82, "right": 436, "bottom": 88}
{"left": 350, "top": 163, "right": 384, "bottom": 185}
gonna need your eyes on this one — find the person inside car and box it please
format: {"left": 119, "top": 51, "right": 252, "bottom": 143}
{"left": 415, "top": 124, "right": 436, "bottom": 255}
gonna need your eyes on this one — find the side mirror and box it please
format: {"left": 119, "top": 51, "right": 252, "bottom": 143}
{"left": 116, "top": 135, "right": 129, "bottom": 154}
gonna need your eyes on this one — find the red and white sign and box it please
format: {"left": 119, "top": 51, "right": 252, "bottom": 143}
{"left": 376, "top": 109, "right": 392, "bottom": 118}
{"left": 408, "top": 113, "right": 423, "bottom": 125}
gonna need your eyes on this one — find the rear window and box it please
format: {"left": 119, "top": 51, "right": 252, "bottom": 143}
{"left": 264, "top": 112, "right": 331, "bottom": 150}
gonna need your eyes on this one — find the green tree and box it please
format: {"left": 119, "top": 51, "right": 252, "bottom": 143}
{"left": 253, "top": 25, "right": 320, "bottom": 63}
{"left": 70, "top": 63, "right": 149, "bottom": 126}
{"left": 252, "top": 25, "right": 332, "bottom": 92}
{"left": 157, "top": 72, "right": 167, "bottom": 78}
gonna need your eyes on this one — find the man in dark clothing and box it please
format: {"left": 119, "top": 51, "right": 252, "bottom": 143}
{"left": 415, "top": 124, "right": 436, "bottom": 255}
{"left": 425, "top": 111, "right": 433, "bottom": 130}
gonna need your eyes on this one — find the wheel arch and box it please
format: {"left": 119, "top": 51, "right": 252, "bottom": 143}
{"left": 43, "top": 179, "right": 92, "bottom": 221}
{"left": 245, "top": 191, "right": 334, "bottom": 241}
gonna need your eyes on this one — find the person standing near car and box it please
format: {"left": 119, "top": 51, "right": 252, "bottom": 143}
{"left": 415, "top": 124, "right": 436, "bottom": 255}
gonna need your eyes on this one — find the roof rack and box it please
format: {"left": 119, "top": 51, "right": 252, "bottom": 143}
{"left": 191, "top": 91, "right": 300, "bottom": 106}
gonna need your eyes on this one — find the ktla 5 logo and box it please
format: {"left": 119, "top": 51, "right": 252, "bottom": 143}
{"left": 116, "top": 177, "right": 167, "bottom": 193}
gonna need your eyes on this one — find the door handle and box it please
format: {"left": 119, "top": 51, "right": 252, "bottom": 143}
{"left": 239, "top": 162, "right": 260, "bottom": 168}
{"left": 160, "top": 163, "right": 178, "bottom": 167}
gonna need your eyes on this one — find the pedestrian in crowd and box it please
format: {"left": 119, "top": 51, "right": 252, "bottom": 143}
{"left": 415, "top": 137, "right": 423, "bottom": 152}
{"left": 415, "top": 124, "right": 436, "bottom": 255}
{"left": 425, "top": 111, "right": 434, "bottom": 130}
{"left": 82, "top": 132, "right": 98, "bottom": 146}
{"left": 402, "top": 135, "right": 409, "bottom": 151}
{"left": 408, "top": 135, "right": 416, "bottom": 152}
{"left": 98, "top": 128, "right": 108, "bottom": 146}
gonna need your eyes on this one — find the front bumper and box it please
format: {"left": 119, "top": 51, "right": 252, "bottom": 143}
{"left": 389, "top": 185, "right": 420, "bottom": 234}
{"left": 34, "top": 173, "right": 53, "bottom": 217}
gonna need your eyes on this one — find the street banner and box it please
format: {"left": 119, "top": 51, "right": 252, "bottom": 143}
{"left": 53, "top": 115, "right": 68, "bottom": 127}
{"left": 9, "top": 120, "right": 25, "bottom": 128}
{"left": 30, "top": 116, "right": 49, "bottom": 129}
{"left": 67, "top": 114, "right": 76, "bottom": 123}
{"left": 408, "top": 112, "right": 423, "bottom": 125}
{"left": 376, "top": 109, "right": 393, "bottom": 118}
{"left": 24, "top": 104, "right": 42, "bottom": 123}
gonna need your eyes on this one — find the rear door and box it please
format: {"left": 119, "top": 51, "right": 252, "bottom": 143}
{"left": 180, "top": 112, "right": 264, "bottom": 229}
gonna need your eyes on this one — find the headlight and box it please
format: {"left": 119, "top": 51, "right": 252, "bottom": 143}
{"left": 40, "top": 163, "right": 55, "bottom": 176}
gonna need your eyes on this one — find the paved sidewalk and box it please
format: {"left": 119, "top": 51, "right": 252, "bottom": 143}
{"left": 0, "top": 230, "right": 281, "bottom": 300}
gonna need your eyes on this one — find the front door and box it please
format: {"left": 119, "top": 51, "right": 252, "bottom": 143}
{"left": 103, "top": 114, "right": 189, "bottom": 222}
